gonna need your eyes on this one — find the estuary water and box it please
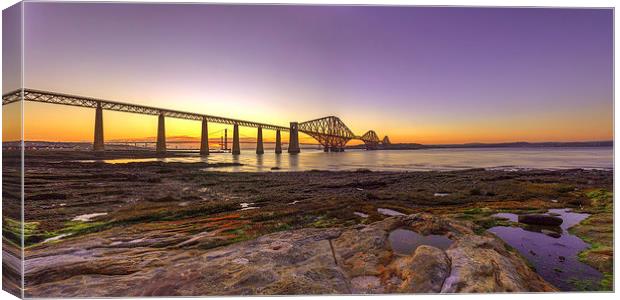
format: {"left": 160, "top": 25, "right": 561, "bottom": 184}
{"left": 101, "top": 147, "right": 613, "bottom": 172}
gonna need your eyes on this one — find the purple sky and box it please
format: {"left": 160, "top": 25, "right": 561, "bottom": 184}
{"left": 10, "top": 3, "right": 614, "bottom": 143}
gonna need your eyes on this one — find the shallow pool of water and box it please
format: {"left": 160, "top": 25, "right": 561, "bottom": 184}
{"left": 239, "top": 202, "right": 258, "bottom": 211}
{"left": 42, "top": 233, "right": 71, "bottom": 243}
{"left": 354, "top": 212, "right": 369, "bottom": 218}
{"left": 72, "top": 212, "right": 108, "bottom": 222}
{"left": 388, "top": 228, "right": 453, "bottom": 255}
{"left": 377, "top": 208, "right": 405, "bottom": 216}
{"left": 488, "top": 209, "right": 601, "bottom": 291}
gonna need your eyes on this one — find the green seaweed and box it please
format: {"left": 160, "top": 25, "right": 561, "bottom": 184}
{"left": 568, "top": 278, "right": 604, "bottom": 292}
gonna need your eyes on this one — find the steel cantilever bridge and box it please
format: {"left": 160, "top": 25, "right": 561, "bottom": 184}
{"left": 2, "top": 88, "right": 391, "bottom": 155}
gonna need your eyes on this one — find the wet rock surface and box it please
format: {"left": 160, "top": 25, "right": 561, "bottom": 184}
{"left": 24, "top": 214, "right": 556, "bottom": 296}
{"left": 441, "top": 235, "right": 554, "bottom": 293}
{"left": 518, "top": 214, "right": 563, "bottom": 226}
{"left": 392, "top": 245, "right": 451, "bottom": 293}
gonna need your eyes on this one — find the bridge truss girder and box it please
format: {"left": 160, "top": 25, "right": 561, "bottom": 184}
{"left": 2, "top": 89, "right": 289, "bottom": 131}
{"left": 299, "top": 116, "right": 356, "bottom": 151}
{"left": 360, "top": 130, "right": 380, "bottom": 149}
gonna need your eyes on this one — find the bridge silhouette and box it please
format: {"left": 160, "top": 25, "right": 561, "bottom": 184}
{"left": 2, "top": 89, "right": 391, "bottom": 155}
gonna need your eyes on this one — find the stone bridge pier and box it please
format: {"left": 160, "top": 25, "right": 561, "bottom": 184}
{"left": 93, "top": 102, "right": 104, "bottom": 151}
{"left": 256, "top": 127, "right": 264, "bottom": 155}
{"left": 288, "top": 122, "right": 300, "bottom": 154}
{"left": 275, "top": 130, "right": 282, "bottom": 154}
{"left": 156, "top": 113, "right": 166, "bottom": 153}
{"left": 200, "top": 116, "right": 209, "bottom": 156}
{"left": 232, "top": 123, "right": 241, "bottom": 155}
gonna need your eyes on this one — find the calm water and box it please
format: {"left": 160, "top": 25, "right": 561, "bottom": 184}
{"left": 388, "top": 228, "right": 453, "bottom": 255}
{"left": 489, "top": 209, "right": 602, "bottom": 291}
{"left": 100, "top": 147, "right": 613, "bottom": 172}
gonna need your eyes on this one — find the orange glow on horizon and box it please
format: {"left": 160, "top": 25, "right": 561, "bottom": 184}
{"left": 6, "top": 101, "right": 613, "bottom": 145}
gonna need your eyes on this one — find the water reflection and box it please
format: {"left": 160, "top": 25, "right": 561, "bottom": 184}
{"left": 274, "top": 154, "right": 282, "bottom": 170}
{"left": 256, "top": 155, "right": 264, "bottom": 171}
{"left": 232, "top": 155, "right": 241, "bottom": 166}
{"left": 91, "top": 147, "right": 612, "bottom": 172}
{"left": 377, "top": 208, "right": 406, "bottom": 216}
{"left": 389, "top": 228, "right": 453, "bottom": 255}
{"left": 488, "top": 209, "right": 601, "bottom": 291}
{"left": 288, "top": 153, "right": 299, "bottom": 170}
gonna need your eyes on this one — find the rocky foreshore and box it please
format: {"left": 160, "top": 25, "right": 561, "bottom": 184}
{"left": 2, "top": 151, "right": 612, "bottom": 295}
{"left": 23, "top": 214, "right": 555, "bottom": 296}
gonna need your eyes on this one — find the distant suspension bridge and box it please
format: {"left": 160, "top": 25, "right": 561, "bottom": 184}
{"left": 2, "top": 89, "right": 391, "bottom": 155}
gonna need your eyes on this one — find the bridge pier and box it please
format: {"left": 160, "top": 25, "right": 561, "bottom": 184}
{"left": 232, "top": 124, "right": 240, "bottom": 155}
{"left": 288, "top": 122, "right": 300, "bottom": 154}
{"left": 93, "top": 102, "right": 104, "bottom": 151}
{"left": 256, "top": 127, "right": 264, "bottom": 154}
{"left": 224, "top": 128, "right": 228, "bottom": 150}
{"left": 156, "top": 113, "right": 166, "bottom": 153}
{"left": 200, "top": 117, "right": 209, "bottom": 156}
{"left": 275, "top": 130, "right": 282, "bottom": 154}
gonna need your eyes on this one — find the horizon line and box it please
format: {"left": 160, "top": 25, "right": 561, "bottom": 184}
{"left": 5, "top": 139, "right": 614, "bottom": 146}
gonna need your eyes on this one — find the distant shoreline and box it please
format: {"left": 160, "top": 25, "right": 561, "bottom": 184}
{"left": 347, "top": 140, "right": 613, "bottom": 150}
{"left": 1, "top": 140, "right": 614, "bottom": 152}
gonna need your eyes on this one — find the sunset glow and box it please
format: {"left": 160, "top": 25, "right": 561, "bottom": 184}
{"left": 3, "top": 3, "right": 613, "bottom": 144}
{"left": 1, "top": 3, "right": 615, "bottom": 296}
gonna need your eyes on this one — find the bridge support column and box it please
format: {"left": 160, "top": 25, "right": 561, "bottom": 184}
{"left": 93, "top": 102, "right": 104, "bottom": 151}
{"left": 224, "top": 129, "right": 228, "bottom": 150}
{"left": 288, "top": 122, "right": 300, "bottom": 154}
{"left": 275, "top": 130, "right": 282, "bottom": 154}
{"left": 256, "top": 127, "right": 264, "bottom": 155}
{"left": 156, "top": 113, "right": 166, "bottom": 153}
{"left": 232, "top": 123, "right": 240, "bottom": 155}
{"left": 200, "top": 117, "right": 209, "bottom": 156}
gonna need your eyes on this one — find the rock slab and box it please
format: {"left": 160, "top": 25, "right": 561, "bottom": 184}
{"left": 24, "top": 214, "right": 556, "bottom": 296}
{"left": 518, "top": 214, "right": 563, "bottom": 226}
